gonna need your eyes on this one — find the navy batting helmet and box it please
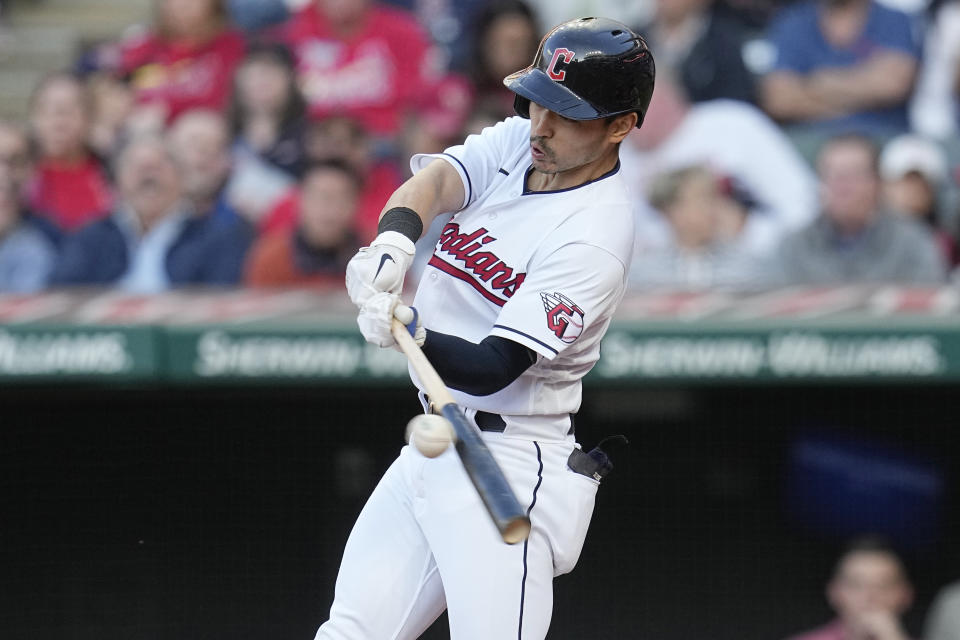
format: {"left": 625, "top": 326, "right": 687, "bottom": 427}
{"left": 503, "top": 17, "right": 655, "bottom": 128}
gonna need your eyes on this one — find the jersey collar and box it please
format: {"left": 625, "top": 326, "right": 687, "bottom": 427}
{"left": 521, "top": 159, "right": 621, "bottom": 196}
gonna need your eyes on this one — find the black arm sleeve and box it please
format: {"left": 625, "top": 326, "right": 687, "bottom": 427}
{"left": 420, "top": 330, "right": 537, "bottom": 396}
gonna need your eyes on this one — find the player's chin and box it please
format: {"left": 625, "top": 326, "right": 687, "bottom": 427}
{"left": 530, "top": 157, "right": 558, "bottom": 173}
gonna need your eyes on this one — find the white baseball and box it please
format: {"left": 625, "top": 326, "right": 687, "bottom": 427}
{"left": 405, "top": 414, "right": 455, "bottom": 458}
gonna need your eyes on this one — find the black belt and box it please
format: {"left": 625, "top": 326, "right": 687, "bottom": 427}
{"left": 475, "top": 410, "right": 575, "bottom": 436}
{"left": 422, "top": 393, "right": 575, "bottom": 436}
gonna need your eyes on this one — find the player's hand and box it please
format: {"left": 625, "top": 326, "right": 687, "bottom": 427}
{"left": 392, "top": 303, "right": 425, "bottom": 348}
{"left": 357, "top": 292, "right": 425, "bottom": 349}
{"left": 345, "top": 231, "right": 416, "bottom": 308}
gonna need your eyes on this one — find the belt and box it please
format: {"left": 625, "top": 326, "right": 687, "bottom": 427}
{"left": 422, "top": 393, "right": 575, "bottom": 436}
{"left": 475, "top": 410, "right": 575, "bottom": 436}
{"left": 475, "top": 410, "right": 507, "bottom": 431}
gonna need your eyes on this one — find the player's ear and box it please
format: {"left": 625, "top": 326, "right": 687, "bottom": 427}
{"left": 606, "top": 113, "right": 638, "bottom": 144}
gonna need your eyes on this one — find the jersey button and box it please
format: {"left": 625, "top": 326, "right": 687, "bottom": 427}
{"left": 489, "top": 213, "right": 498, "bottom": 219}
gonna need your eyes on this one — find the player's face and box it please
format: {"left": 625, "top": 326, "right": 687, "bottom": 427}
{"left": 527, "top": 102, "right": 630, "bottom": 190}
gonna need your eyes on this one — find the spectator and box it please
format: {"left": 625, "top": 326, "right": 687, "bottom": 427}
{"left": 925, "top": 580, "right": 960, "bottom": 640}
{"left": 776, "top": 133, "right": 947, "bottom": 284}
{"left": 460, "top": 102, "right": 507, "bottom": 137}
{"left": 879, "top": 134, "right": 958, "bottom": 266}
{"left": 167, "top": 108, "right": 246, "bottom": 227}
{"left": 639, "top": 0, "right": 758, "bottom": 104}
{"left": 716, "top": 0, "right": 786, "bottom": 30}
{"left": 785, "top": 536, "right": 914, "bottom": 640}
{"left": 0, "top": 175, "right": 56, "bottom": 294}
{"left": 115, "top": 0, "right": 246, "bottom": 125}
{"left": 226, "top": 0, "right": 291, "bottom": 33}
{"left": 228, "top": 41, "right": 308, "bottom": 178}
{"left": 245, "top": 159, "right": 361, "bottom": 286}
{"left": 466, "top": 1, "right": 541, "bottom": 122}
{"left": 166, "top": 109, "right": 254, "bottom": 272}
{"left": 382, "top": 0, "right": 489, "bottom": 72}
{"left": 629, "top": 166, "right": 775, "bottom": 289}
{"left": 397, "top": 71, "right": 474, "bottom": 159}
{"left": 259, "top": 116, "right": 402, "bottom": 242}
{"left": 760, "top": 0, "right": 919, "bottom": 142}
{"left": 26, "top": 72, "right": 113, "bottom": 234}
{"left": 279, "top": 0, "right": 443, "bottom": 139}
{"left": 0, "top": 119, "right": 62, "bottom": 247}
{"left": 910, "top": 0, "right": 960, "bottom": 141}
{"left": 51, "top": 135, "right": 250, "bottom": 290}
{"left": 86, "top": 72, "right": 135, "bottom": 161}
{"left": 0, "top": 120, "right": 32, "bottom": 200}
{"left": 621, "top": 67, "right": 818, "bottom": 256}
{"left": 525, "top": 0, "right": 654, "bottom": 32}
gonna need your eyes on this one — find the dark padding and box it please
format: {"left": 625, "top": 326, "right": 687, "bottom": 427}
{"left": 377, "top": 207, "right": 424, "bottom": 244}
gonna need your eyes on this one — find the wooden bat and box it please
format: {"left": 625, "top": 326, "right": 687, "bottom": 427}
{"left": 391, "top": 319, "right": 532, "bottom": 544}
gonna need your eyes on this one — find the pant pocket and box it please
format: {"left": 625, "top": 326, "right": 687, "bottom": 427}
{"left": 551, "top": 468, "right": 599, "bottom": 576}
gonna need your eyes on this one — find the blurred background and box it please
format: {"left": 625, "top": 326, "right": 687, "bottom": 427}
{"left": 1, "top": 0, "right": 959, "bottom": 639}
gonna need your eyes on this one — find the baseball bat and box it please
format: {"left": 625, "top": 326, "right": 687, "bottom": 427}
{"left": 391, "top": 319, "right": 532, "bottom": 544}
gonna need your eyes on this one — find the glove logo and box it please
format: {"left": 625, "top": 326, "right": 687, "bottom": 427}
{"left": 547, "top": 48, "right": 575, "bottom": 81}
{"left": 541, "top": 292, "right": 584, "bottom": 344}
{"left": 375, "top": 254, "right": 395, "bottom": 279}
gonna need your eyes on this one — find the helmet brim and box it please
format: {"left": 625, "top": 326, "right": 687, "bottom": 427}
{"left": 503, "top": 67, "right": 603, "bottom": 121}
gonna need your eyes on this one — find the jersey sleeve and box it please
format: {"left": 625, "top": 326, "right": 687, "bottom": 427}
{"left": 410, "top": 117, "right": 527, "bottom": 211}
{"left": 489, "top": 241, "right": 627, "bottom": 360}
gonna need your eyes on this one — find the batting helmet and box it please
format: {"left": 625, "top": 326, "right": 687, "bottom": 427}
{"left": 503, "top": 17, "right": 655, "bottom": 128}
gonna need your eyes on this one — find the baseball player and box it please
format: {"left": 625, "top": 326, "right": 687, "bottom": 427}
{"left": 319, "top": 17, "right": 655, "bottom": 640}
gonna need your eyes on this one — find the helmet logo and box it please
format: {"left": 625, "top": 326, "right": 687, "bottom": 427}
{"left": 546, "top": 48, "right": 575, "bottom": 81}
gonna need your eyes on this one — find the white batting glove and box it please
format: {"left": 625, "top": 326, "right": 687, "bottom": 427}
{"left": 357, "top": 292, "right": 425, "bottom": 349}
{"left": 345, "top": 231, "right": 416, "bottom": 308}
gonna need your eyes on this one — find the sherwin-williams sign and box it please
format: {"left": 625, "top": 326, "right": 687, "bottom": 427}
{"left": 0, "top": 326, "right": 156, "bottom": 379}
{"left": 597, "top": 329, "right": 956, "bottom": 381}
{"left": 1, "top": 287, "right": 959, "bottom": 384}
{"left": 166, "top": 329, "right": 408, "bottom": 382}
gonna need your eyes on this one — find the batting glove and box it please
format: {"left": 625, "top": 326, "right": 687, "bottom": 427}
{"left": 357, "top": 292, "right": 425, "bottom": 349}
{"left": 345, "top": 231, "right": 416, "bottom": 308}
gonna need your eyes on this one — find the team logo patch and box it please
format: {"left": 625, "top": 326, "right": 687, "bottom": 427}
{"left": 541, "top": 292, "right": 584, "bottom": 344}
{"left": 546, "top": 48, "right": 575, "bottom": 81}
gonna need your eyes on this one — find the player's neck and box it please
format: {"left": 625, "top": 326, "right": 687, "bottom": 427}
{"left": 526, "top": 149, "right": 619, "bottom": 193}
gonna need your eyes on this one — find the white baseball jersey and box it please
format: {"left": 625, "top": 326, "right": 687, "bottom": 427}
{"left": 316, "top": 115, "right": 635, "bottom": 640}
{"left": 410, "top": 116, "right": 634, "bottom": 440}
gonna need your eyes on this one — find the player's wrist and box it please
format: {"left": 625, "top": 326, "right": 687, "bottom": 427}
{"left": 377, "top": 207, "right": 423, "bottom": 246}
{"left": 370, "top": 230, "right": 416, "bottom": 256}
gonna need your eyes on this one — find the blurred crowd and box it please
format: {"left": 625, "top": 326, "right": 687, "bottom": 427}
{"left": 0, "top": 0, "right": 959, "bottom": 295}
{"left": 786, "top": 536, "right": 960, "bottom": 640}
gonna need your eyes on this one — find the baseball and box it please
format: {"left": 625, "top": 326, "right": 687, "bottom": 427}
{"left": 406, "top": 414, "right": 455, "bottom": 458}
